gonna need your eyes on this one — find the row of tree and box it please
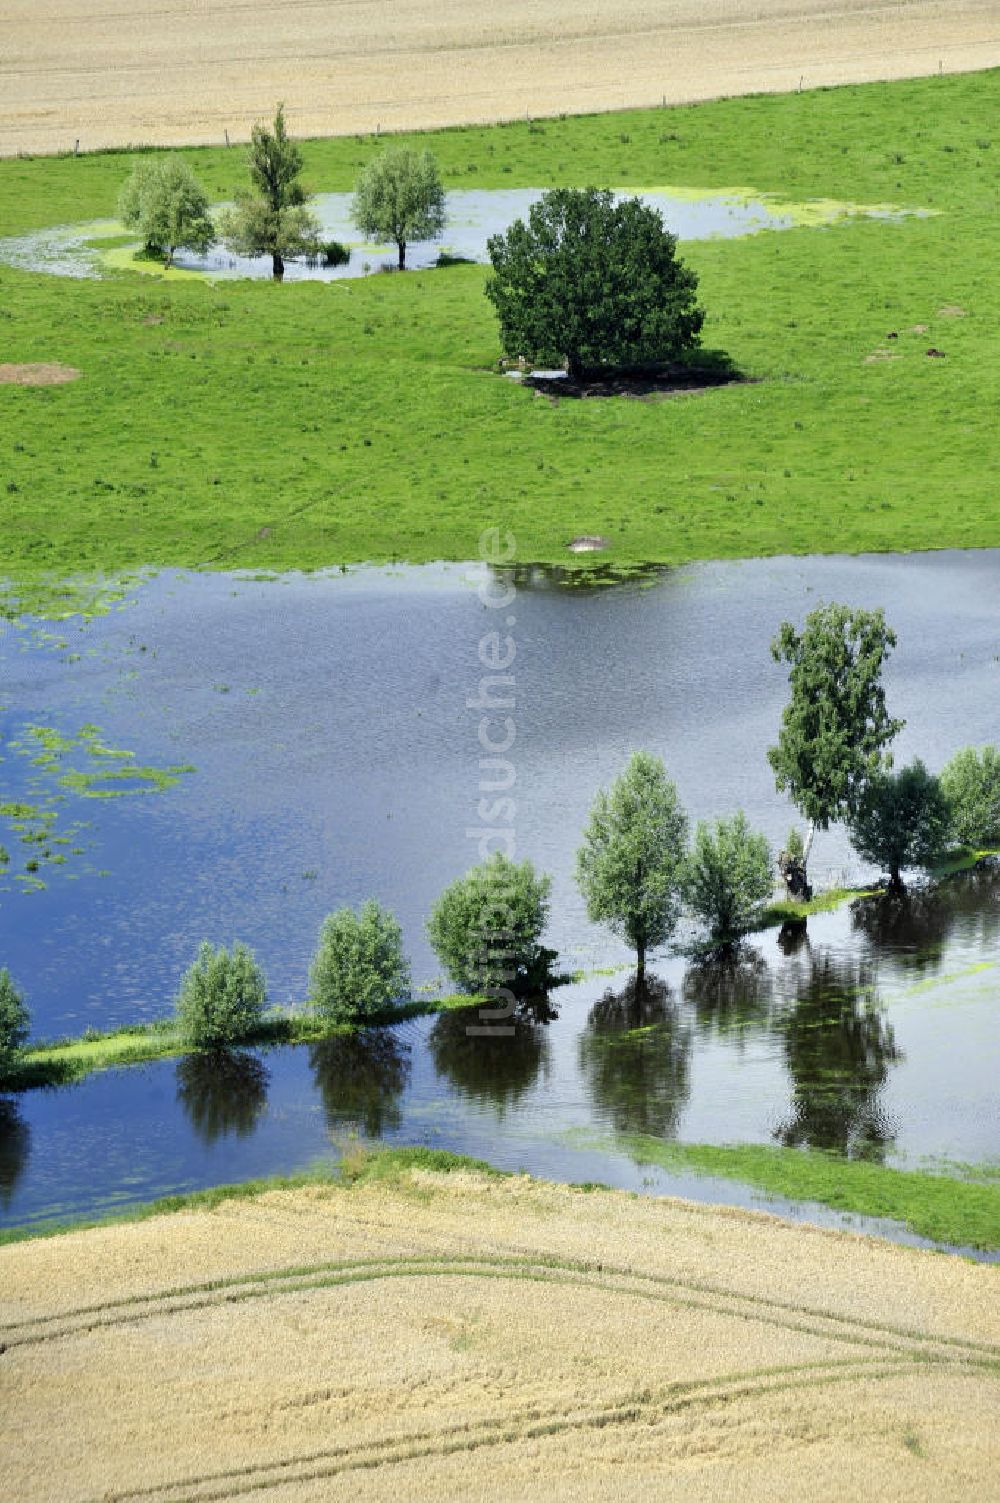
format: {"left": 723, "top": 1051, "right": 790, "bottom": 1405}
{"left": 2, "top": 605, "right": 996, "bottom": 1063}
{"left": 116, "top": 106, "right": 709, "bottom": 378}
{"left": 119, "top": 106, "right": 446, "bottom": 278}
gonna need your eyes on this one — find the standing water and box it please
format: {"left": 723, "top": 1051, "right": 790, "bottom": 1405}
{"left": 0, "top": 551, "right": 998, "bottom": 1232}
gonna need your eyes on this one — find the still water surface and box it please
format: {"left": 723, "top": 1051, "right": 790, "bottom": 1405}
{"left": 1, "top": 552, "right": 997, "bottom": 1230}
{"left": 0, "top": 188, "right": 792, "bottom": 281}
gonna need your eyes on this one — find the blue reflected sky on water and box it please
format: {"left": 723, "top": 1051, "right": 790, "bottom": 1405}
{"left": 1, "top": 550, "right": 998, "bottom": 1036}
{"left": 1, "top": 551, "right": 998, "bottom": 1234}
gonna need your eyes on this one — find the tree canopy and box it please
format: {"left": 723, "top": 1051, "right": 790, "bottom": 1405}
{"left": 847, "top": 760, "right": 951, "bottom": 890}
{"left": 309, "top": 900, "right": 411, "bottom": 1023}
{"left": 485, "top": 188, "right": 704, "bottom": 378}
{"left": 0, "top": 968, "right": 29, "bottom": 1080}
{"left": 218, "top": 104, "right": 320, "bottom": 280}
{"left": 769, "top": 604, "right": 904, "bottom": 863}
{"left": 427, "top": 853, "right": 551, "bottom": 994}
{"left": 352, "top": 147, "right": 446, "bottom": 269}
{"left": 118, "top": 157, "right": 215, "bottom": 266}
{"left": 939, "top": 744, "right": 1000, "bottom": 849}
{"left": 683, "top": 812, "right": 773, "bottom": 950}
{"left": 175, "top": 942, "right": 267, "bottom": 1048}
{"left": 576, "top": 751, "right": 688, "bottom": 979}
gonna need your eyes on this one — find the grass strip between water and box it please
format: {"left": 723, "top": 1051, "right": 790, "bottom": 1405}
{"left": 4, "top": 994, "right": 475, "bottom": 1089}
{"left": 5, "top": 854, "right": 995, "bottom": 1091}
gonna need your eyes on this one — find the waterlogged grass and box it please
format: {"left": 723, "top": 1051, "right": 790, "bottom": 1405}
{"left": 4, "top": 993, "right": 477, "bottom": 1090}
{"left": 930, "top": 845, "right": 1000, "bottom": 877}
{"left": 0, "top": 71, "right": 999, "bottom": 613}
{"left": 756, "top": 885, "right": 883, "bottom": 930}
{"left": 618, "top": 1135, "right": 1000, "bottom": 1252}
{"left": 757, "top": 847, "right": 998, "bottom": 929}
{"left": 0, "top": 717, "right": 194, "bottom": 889}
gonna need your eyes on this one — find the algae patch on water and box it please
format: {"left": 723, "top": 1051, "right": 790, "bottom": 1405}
{"left": 0, "top": 718, "right": 193, "bottom": 892}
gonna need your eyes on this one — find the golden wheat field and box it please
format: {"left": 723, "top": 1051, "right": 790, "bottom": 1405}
{"left": 1, "top": 1164, "right": 998, "bottom": 1502}
{"left": 2, "top": 0, "right": 1000, "bottom": 155}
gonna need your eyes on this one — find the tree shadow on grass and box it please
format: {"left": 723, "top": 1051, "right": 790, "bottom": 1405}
{"left": 523, "top": 348, "right": 751, "bottom": 401}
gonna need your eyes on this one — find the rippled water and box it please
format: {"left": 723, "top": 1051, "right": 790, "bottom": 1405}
{"left": 1, "top": 552, "right": 998, "bottom": 1231}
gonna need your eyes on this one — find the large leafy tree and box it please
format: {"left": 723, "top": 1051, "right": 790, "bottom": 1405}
{"left": 309, "top": 899, "right": 411, "bottom": 1023}
{"left": 847, "top": 760, "right": 951, "bottom": 891}
{"left": 174, "top": 942, "right": 267, "bottom": 1049}
{"left": 218, "top": 103, "right": 320, "bottom": 280}
{"left": 576, "top": 751, "right": 688, "bottom": 981}
{"left": 352, "top": 147, "right": 446, "bottom": 269}
{"left": 769, "top": 604, "right": 904, "bottom": 879}
{"left": 485, "top": 188, "right": 704, "bottom": 378}
{"left": 118, "top": 157, "right": 215, "bottom": 267}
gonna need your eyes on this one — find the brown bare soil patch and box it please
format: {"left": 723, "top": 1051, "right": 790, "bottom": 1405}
{"left": 938, "top": 305, "right": 969, "bottom": 317}
{"left": 0, "top": 362, "right": 81, "bottom": 385}
{"left": 2, "top": 1, "right": 999, "bottom": 155}
{"left": 1, "top": 1165, "right": 997, "bottom": 1501}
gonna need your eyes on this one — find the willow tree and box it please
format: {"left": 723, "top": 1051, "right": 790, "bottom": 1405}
{"left": 352, "top": 147, "right": 446, "bottom": 269}
{"left": 118, "top": 157, "right": 215, "bottom": 267}
{"left": 576, "top": 751, "right": 688, "bottom": 982}
{"left": 847, "top": 760, "right": 951, "bottom": 891}
{"left": 769, "top": 604, "right": 903, "bottom": 883}
{"left": 218, "top": 104, "right": 320, "bottom": 280}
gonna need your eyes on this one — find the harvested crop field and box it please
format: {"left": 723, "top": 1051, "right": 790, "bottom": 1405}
{"left": 2, "top": 1160, "right": 998, "bottom": 1501}
{"left": 4, "top": 0, "right": 1000, "bottom": 155}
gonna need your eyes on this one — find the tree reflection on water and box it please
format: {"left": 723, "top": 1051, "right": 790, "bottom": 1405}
{"left": 309, "top": 1030, "right": 411, "bottom": 1138}
{"left": 428, "top": 998, "right": 556, "bottom": 1116}
{"left": 175, "top": 1050, "right": 270, "bottom": 1145}
{"left": 773, "top": 950, "right": 900, "bottom": 1160}
{"left": 579, "top": 975, "right": 691, "bottom": 1139}
{"left": 682, "top": 947, "right": 774, "bottom": 1043}
{"left": 0, "top": 1096, "right": 29, "bottom": 1207}
{"left": 851, "top": 861, "right": 1000, "bottom": 978}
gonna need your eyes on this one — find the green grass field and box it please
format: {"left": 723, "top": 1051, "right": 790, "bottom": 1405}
{"left": 1, "top": 70, "right": 999, "bottom": 616}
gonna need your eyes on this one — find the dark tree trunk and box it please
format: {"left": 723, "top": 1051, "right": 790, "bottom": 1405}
{"left": 397, "top": 240, "right": 406, "bottom": 270}
{"left": 272, "top": 251, "right": 285, "bottom": 282}
{"left": 636, "top": 940, "right": 646, "bottom": 984}
{"left": 888, "top": 865, "right": 905, "bottom": 893}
